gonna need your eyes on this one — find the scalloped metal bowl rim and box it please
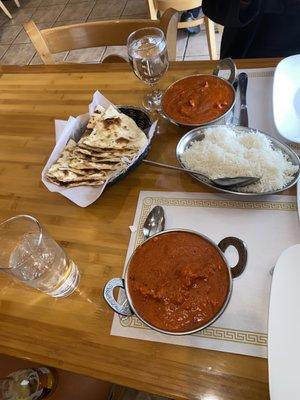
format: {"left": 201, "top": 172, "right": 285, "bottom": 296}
{"left": 176, "top": 125, "right": 300, "bottom": 196}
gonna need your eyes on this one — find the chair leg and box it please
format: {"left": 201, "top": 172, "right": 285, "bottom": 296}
{"left": 147, "top": 0, "right": 158, "bottom": 19}
{"left": 14, "top": 0, "right": 21, "bottom": 7}
{"left": 0, "top": 1, "right": 12, "bottom": 18}
{"left": 204, "top": 16, "right": 218, "bottom": 60}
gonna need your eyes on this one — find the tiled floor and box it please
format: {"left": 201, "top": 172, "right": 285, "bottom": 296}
{"left": 0, "top": 0, "right": 221, "bottom": 65}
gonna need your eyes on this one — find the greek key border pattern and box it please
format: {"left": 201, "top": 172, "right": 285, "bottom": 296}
{"left": 247, "top": 70, "right": 274, "bottom": 78}
{"left": 134, "top": 196, "right": 296, "bottom": 248}
{"left": 119, "top": 315, "right": 267, "bottom": 347}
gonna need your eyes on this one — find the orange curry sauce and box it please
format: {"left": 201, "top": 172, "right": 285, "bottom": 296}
{"left": 162, "top": 75, "right": 235, "bottom": 125}
{"left": 127, "top": 231, "right": 230, "bottom": 333}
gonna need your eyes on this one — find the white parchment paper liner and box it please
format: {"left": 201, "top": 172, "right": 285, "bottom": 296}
{"left": 41, "top": 91, "right": 157, "bottom": 207}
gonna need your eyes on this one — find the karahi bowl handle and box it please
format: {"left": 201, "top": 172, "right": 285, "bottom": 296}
{"left": 213, "top": 58, "right": 237, "bottom": 85}
{"left": 103, "top": 278, "right": 133, "bottom": 316}
{"left": 218, "top": 236, "right": 247, "bottom": 278}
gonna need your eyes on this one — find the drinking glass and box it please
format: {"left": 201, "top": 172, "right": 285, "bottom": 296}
{"left": 0, "top": 215, "right": 80, "bottom": 297}
{"left": 0, "top": 367, "right": 56, "bottom": 400}
{"left": 127, "top": 27, "right": 169, "bottom": 111}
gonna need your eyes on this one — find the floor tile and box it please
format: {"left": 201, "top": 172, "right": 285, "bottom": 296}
{"left": 58, "top": 0, "right": 95, "bottom": 21}
{"left": 102, "top": 45, "right": 128, "bottom": 62}
{"left": 13, "top": 27, "right": 32, "bottom": 44}
{"left": 176, "top": 29, "right": 188, "bottom": 58}
{"left": 67, "top": 0, "right": 93, "bottom": 3}
{"left": 20, "top": 0, "right": 43, "bottom": 8}
{"left": 52, "top": 18, "right": 82, "bottom": 27}
{"left": 13, "top": 22, "right": 50, "bottom": 44}
{"left": 185, "top": 29, "right": 221, "bottom": 57}
{"left": 185, "top": 30, "right": 209, "bottom": 57}
{"left": 88, "top": 0, "right": 126, "bottom": 20}
{"left": 38, "top": 0, "right": 69, "bottom": 6}
{"left": 0, "top": 24, "right": 22, "bottom": 44}
{"left": 122, "top": 0, "right": 148, "bottom": 17}
{"left": 65, "top": 46, "right": 105, "bottom": 62}
{"left": 0, "top": 43, "right": 36, "bottom": 65}
{"left": 30, "top": 50, "right": 68, "bottom": 64}
{"left": 3, "top": 7, "right": 35, "bottom": 26}
{"left": 0, "top": 13, "right": 10, "bottom": 27}
{"left": 0, "top": 44, "right": 9, "bottom": 58}
{"left": 31, "top": 4, "right": 66, "bottom": 25}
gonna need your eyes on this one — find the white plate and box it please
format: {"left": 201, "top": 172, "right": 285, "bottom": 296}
{"left": 268, "top": 244, "right": 300, "bottom": 399}
{"left": 273, "top": 54, "right": 300, "bottom": 143}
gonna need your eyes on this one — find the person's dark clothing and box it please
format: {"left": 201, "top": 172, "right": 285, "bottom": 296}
{"left": 202, "top": 0, "right": 300, "bottom": 58}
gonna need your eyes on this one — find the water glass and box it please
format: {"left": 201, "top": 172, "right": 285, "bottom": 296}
{"left": 0, "top": 215, "right": 80, "bottom": 297}
{"left": 127, "top": 27, "right": 169, "bottom": 111}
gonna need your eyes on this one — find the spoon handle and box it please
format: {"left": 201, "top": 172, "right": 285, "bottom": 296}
{"left": 143, "top": 159, "right": 208, "bottom": 180}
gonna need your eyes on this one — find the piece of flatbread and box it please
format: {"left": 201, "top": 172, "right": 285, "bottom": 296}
{"left": 87, "top": 105, "right": 106, "bottom": 129}
{"left": 74, "top": 147, "right": 134, "bottom": 160}
{"left": 47, "top": 176, "right": 104, "bottom": 187}
{"left": 68, "top": 158, "right": 122, "bottom": 171}
{"left": 47, "top": 139, "right": 76, "bottom": 174}
{"left": 81, "top": 108, "right": 147, "bottom": 150}
{"left": 47, "top": 168, "right": 108, "bottom": 183}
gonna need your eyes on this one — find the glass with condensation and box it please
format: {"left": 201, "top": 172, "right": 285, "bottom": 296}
{"left": 0, "top": 215, "right": 80, "bottom": 297}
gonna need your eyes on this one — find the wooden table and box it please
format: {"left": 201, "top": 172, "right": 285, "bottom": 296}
{"left": 0, "top": 59, "right": 282, "bottom": 400}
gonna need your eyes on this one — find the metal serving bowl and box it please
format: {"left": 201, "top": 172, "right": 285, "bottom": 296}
{"left": 103, "top": 229, "right": 247, "bottom": 336}
{"left": 176, "top": 125, "right": 300, "bottom": 196}
{"left": 161, "top": 58, "right": 237, "bottom": 128}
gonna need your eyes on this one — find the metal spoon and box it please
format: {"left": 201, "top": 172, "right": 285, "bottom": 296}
{"left": 143, "top": 206, "right": 165, "bottom": 239}
{"left": 143, "top": 159, "right": 260, "bottom": 189}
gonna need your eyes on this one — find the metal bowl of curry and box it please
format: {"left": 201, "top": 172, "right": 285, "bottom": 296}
{"left": 161, "top": 58, "right": 237, "bottom": 127}
{"left": 103, "top": 229, "right": 247, "bottom": 336}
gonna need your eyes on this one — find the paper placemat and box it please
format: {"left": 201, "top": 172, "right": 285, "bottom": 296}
{"left": 111, "top": 191, "right": 300, "bottom": 358}
{"left": 234, "top": 67, "right": 300, "bottom": 153}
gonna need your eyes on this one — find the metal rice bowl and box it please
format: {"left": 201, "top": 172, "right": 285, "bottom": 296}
{"left": 176, "top": 125, "right": 300, "bottom": 196}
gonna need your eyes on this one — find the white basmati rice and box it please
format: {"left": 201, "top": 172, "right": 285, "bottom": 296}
{"left": 180, "top": 126, "right": 299, "bottom": 193}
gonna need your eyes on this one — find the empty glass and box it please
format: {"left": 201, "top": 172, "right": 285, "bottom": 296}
{"left": 127, "top": 27, "right": 169, "bottom": 111}
{"left": 0, "top": 215, "right": 80, "bottom": 297}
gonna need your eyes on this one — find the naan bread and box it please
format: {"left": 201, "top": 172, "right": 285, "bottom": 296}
{"left": 87, "top": 105, "right": 106, "bottom": 129}
{"left": 47, "top": 176, "right": 104, "bottom": 187}
{"left": 81, "top": 108, "right": 147, "bottom": 150}
{"left": 47, "top": 169, "right": 108, "bottom": 183}
{"left": 68, "top": 158, "right": 123, "bottom": 171}
{"left": 46, "top": 104, "right": 148, "bottom": 188}
{"left": 75, "top": 146, "right": 136, "bottom": 158}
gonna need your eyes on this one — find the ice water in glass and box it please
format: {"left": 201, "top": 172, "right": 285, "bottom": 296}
{"left": 128, "top": 34, "right": 168, "bottom": 85}
{"left": 127, "top": 27, "right": 169, "bottom": 110}
{"left": 0, "top": 215, "right": 80, "bottom": 298}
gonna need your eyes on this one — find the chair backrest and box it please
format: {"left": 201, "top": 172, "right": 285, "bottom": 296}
{"left": 24, "top": 8, "right": 178, "bottom": 65}
{"left": 149, "top": 0, "right": 202, "bottom": 18}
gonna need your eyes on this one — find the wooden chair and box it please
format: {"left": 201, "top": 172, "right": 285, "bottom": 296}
{"left": 1, "top": 0, "right": 20, "bottom": 19}
{"left": 148, "top": 0, "right": 218, "bottom": 60}
{"left": 24, "top": 9, "right": 178, "bottom": 65}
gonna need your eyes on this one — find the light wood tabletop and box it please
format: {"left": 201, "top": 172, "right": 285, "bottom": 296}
{"left": 0, "top": 59, "right": 283, "bottom": 400}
